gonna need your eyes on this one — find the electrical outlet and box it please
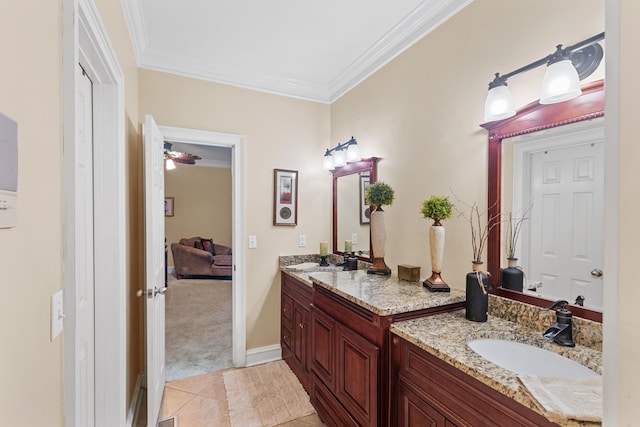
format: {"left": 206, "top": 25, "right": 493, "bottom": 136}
{"left": 51, "top": 290, "right": 64, "bottom": 341}
{"left": 351, "top": 233, "right": 358, "bottom": 245}
{"left": 248, "top": 235, "right": 257, "bottom": 249}
{"left": 299, "top": 234, "right": 306, "bottom": 247}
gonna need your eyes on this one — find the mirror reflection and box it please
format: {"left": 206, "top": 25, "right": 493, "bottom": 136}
{"left": 332, "top": 158, "right": 377, "bottom": 261}
{"left": 501, "top": 118, "right": 604, "bottom": 311}
{"left": 336, "top": 172, "right": 370, "bottom": 256}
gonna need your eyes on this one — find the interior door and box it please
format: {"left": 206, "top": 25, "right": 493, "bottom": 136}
{"left": 143, "top": 114, "right": 167, "bottom": 426}
{"left": 528, "top": 141, "right": 604, "bottom": 308}
{"left": 76, "top": 65, "right": 95, "bottom": 426}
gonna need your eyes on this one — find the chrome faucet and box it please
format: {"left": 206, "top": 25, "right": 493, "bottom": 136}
{"left": 543, "top": 300, "right": 575, "bottom": 347}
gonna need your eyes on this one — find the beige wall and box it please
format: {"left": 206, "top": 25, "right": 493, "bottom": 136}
{"left": 138, "top": 69, "right": 332, "bottom": 349}
{"left": 331, "top": 0, "right": 604, "bottom": 289}
{"left": 608, "top": 0, "right": 640, "bottom": 422}
{"left": 0, "top": 1, "right": 64, "bottom": 424}
{"left": 165, "top": 165, "right": 232, "bottom": 266}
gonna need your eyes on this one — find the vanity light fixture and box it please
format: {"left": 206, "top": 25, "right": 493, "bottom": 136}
{"left": 323, "top": 137, "right": 361, "bottom": 170}
{"left": 483, "top": 32, "right": 604, "bottom": 122}
{"left": 165, "top": 158, "right": 176, "bottom": 170}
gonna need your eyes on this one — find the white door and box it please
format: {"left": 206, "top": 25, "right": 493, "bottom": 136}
{"left": 76, "top": 65, "right": 95, "bottom": 426}
{"left": 528, "top": 141, "right": 604, "bottom": 308}
{"left": 143, "top": 114, "right": 167, "bottom": 426}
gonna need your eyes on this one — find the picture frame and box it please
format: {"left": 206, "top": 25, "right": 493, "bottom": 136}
{"left": 360, "top": 173, "right": 371, "bottom": 224}
{"left": 164, "top": 197, "right": 174, "bottom": 217}
{"left": 273, "top": 169, "right": 298, "bottom": 226}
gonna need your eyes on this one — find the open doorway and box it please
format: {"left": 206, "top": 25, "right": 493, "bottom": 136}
{"left": 159, "top": 125, "right": 246, "bottom": 372}
{"left": 164, "top": 142, "right": 234, "bottom": 381}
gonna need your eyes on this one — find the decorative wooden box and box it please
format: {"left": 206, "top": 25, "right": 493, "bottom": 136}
{"left": 398, "top": 265, "right": 420, "bottom": 281}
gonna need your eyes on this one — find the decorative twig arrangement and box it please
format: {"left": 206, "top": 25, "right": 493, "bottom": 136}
{"left": 454, "top": 198, "right": 500, "bottom": 263}
{"left": 504, "top": 207, "right": 531, "bottom": 260}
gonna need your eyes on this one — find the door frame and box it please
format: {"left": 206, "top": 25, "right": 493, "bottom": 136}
{"left": 159, "top": 125, "right": 246, "bottom": 367}
{"left": 62, "top": 0, "right": 127, "bottom": 425}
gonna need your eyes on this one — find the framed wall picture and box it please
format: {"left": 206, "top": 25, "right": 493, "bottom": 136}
{"left": 360, "top": 173, "right": 371, "bottom": 224}
{"left": 164, "top": 197, "right": 174, "bottom": 217}
{"left": 273, "top": 169, "right": 298, "bottom": 226}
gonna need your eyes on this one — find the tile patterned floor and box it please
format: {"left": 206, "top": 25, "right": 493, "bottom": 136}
{"left": 158, "top": 369, "right": 324, "bottom": 427}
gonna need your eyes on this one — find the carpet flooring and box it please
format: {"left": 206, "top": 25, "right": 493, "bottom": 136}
{"left": 165, "top": 274, "right": 233, "bottom": 381}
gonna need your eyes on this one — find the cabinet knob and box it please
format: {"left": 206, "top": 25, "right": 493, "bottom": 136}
{"left": 299, "top": 323, "right": 305, "bottom": 329}
{"left": 392, "top": 337, "right": 398, "bottom": 345}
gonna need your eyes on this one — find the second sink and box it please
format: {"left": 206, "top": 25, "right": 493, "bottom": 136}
{"left": 467, "top": 339, "right": 599, "bottom": 379}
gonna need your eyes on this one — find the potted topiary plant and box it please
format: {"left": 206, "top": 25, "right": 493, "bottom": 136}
{"left": 364, "top": 182, "right": 395, "bottom": 275}
{"left": 420, "top": 195, "right": 454, "bottom": 291}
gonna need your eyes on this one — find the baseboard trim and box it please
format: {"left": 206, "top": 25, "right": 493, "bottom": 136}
{"left": 245, "top": 344, "right": 282, "bottom": 367}
{"left": 127, "top": 372, "right": 145, "bottom": 427}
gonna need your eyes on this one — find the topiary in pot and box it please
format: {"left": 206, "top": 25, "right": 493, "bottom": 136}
{"left": 420, "top": 195, "right": 454, "bottom": 291}
{"left": 364, "top": 182, "right": 395, "bottom": 275}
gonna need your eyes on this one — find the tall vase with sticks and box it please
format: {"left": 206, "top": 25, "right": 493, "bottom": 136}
{"left": 365, "top": 181, "right": 395, "bottom": 275}
{"left": 420, "top": 195, "right": 454, "bottom": 292}
{"left": 501, "top": 211, "right": 529, "bottom": 291}
{"left": 458, "top": 200, "right": 499, "bottom": 322}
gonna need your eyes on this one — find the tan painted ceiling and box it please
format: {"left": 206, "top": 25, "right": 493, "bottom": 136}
{"left": 122, "top": 0, "right": 472, "bottom": 103}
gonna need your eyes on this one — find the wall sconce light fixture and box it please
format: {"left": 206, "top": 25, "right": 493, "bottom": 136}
{"left": 483, "top": 32, "right": 604, "bottom": 122}
{"left": 323, "top": 137, "right": 361, "bottom": 170}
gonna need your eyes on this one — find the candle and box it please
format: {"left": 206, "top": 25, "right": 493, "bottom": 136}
{"left": 344, "top": 240, "right": 353, "bottom": 253}
{"left": 319, "top": 241, "right": 328, "bottom": 256}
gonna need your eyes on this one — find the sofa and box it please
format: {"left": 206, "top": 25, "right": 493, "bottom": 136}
{"left": 171, "top": 236, "right": 232, "bottom": 279}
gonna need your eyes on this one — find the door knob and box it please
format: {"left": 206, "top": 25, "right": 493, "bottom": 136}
{"left": 590, "top": 269, "right": 603, "bottom": 278}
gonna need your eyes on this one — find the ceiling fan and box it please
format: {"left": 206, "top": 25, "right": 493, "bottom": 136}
{"left": 164, "top": 142, "right": 201, "bottom": 168}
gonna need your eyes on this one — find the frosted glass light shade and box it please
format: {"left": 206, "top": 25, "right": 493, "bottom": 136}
{"left": 346, "top": 143, "right": 360, "bottom": 162}
{"left": 540, "top": 59, "right": 581, "bottom": 104}
{"left": 165, "top": 158, "right": 176, "bottom": 170}
{"left": 323, "top": 154, "right": 334, "bottom": 170}
{"left": 333, "top": 148, "right": 346, "bottom": 167}
{"left": 483, "top": 85, "right": 516, "bottom": 122}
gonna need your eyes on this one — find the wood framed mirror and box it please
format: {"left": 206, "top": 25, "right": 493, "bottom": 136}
{"left": 481, "top": 80, "right": 604, "bottom": 322}
{"left": 332, "top": 158, "right": 377, "bottom": 261}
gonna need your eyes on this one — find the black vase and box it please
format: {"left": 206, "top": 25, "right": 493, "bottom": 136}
{"left": 466, "top": 262, "right": 489, "bottom": 322}
{"left": 501, "top": 258, "right": 524, "bottom": 291}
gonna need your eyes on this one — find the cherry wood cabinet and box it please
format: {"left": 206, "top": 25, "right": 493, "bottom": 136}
{"left": 310, "top": 283, "right": 464, "bottom": 427}
{"left": 391, "top": 334, "right": 557, "bottom": 427}
{"left": 281, "top": 274, "right": 313, "bottom": 392}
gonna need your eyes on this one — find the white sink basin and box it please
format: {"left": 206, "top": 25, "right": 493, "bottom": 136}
{"left": 467, "top": 339, "right": 598, "bottom": 379}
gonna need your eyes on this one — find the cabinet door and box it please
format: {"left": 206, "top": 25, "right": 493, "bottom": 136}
{"left": 310, "top": 307, "right": 337, "bottom": 390}
{"left": 397, "top": 382, "right": 447, "bottom": 427}
{"left": 292, "top": 301, "right": 309, "bottom": 371}
{"left": 336, "top": 324, "right": 379, "bottom": 426}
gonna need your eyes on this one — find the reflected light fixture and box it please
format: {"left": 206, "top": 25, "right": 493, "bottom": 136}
{"left": 323, "top": 137, "right": 361, "bottom": 170}
{"left": 165, "top": 158, "right": 176, "bottom": 170}
{"left": 483, "top": 32, "right": 604, "bottom": 122}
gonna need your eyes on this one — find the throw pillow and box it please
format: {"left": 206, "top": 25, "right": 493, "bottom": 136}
{"left": 201, "top": 238, "right": 215, "bottom": 255}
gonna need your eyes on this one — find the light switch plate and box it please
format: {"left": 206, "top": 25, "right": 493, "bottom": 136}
{"left": 51, "top": 289, "right": 64, "bottom": 340}
{"left": 351, "top": 233, "right": 358, "bottom": 245}
{"left": 298, "top": 234, "right": 306, "bottom": 247}
{"left": 248, "top": 235, "right": 257, "bottom": 249}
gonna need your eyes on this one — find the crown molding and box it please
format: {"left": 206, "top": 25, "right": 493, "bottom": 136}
{"left": 122, "top": 0, "right": 471, "bottom": 103}
{"left": 139, "top": 48, "right": 332, "bottom": 102}
{"left": 120, "top": 0, "right": 148, "bottom": 62}
{"left": 328, "top": 0, "right": 473, "bottom": 102}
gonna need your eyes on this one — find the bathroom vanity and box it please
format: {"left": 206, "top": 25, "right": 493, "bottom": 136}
{"left": 281, "top": 266, "right": 465, "bottom": 426}
{"left": 281, "top": 262, "right": 602, "bottom": 426}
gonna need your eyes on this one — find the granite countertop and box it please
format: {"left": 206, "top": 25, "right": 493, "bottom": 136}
{"left": 280, "top": 265, "right": 341, "bottom": 288}
{"left": 306, "top": 270, "right": 465, "bottom": 316}
{"left": 391, "top": 310, "right": 602, "bottom": 426}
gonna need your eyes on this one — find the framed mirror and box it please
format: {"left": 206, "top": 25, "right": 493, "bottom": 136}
{"left": 481, "top": 80, "right": 604, "bottom": 322}
{"left": 332, "top": 158, "right": 377, "bottom": 261}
